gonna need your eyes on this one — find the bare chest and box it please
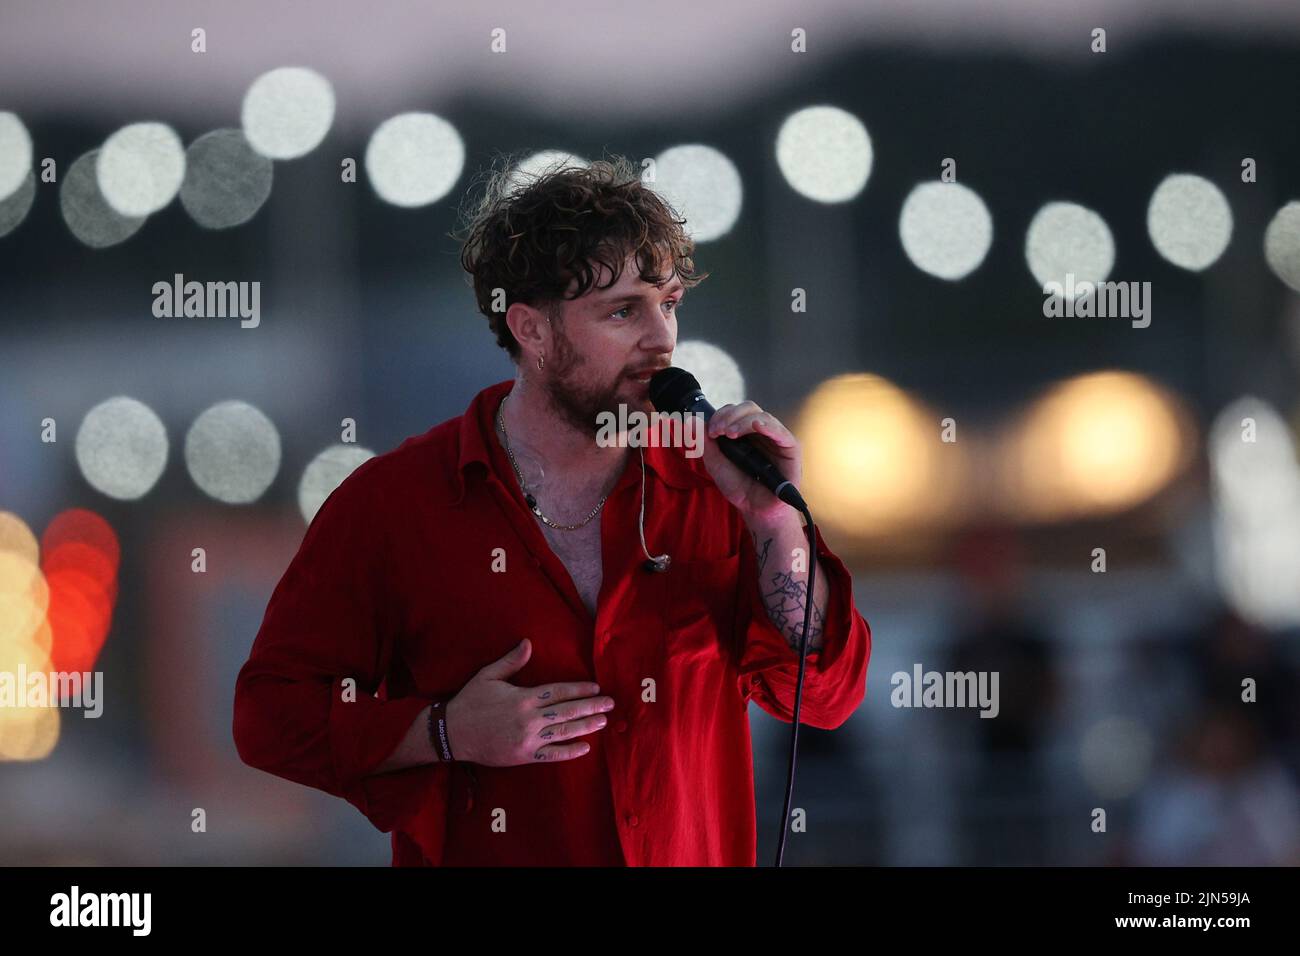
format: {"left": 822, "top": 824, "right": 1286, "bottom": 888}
{"left": 538, "top": 519, "right": 604, "bottom": 618}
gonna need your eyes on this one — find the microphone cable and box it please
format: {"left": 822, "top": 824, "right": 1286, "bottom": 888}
{"left": 773, "top": 502, "right": 817, "bottom": 867}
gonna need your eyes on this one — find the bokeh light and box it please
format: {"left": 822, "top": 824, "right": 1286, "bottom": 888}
{"left": 649, "top": 144, "right": 742, "bottom": 243}
{"left": 775, "top": 105, "right": 873, "bottom": 204}
{"left": 0, "top": 637, "right": 61, "bottom": 763}
{"left": 97, "top": 122, "right": 186, "bottom": 217}
{"left": 41, "top": 542, "right": 118, "bottom": 606}
{"left": 506, "top": 150, "right": 588, "bottom": 193}
{"left": 43, "top": 566, "right": 114, "bottom": 675}
{"left": 999, "top": 370, "right": 1195, "bottom": 521}
{"left": 0, "top": 509, "right": 119, "bottom": 762}
{"left": 241, "top": 66, "right": 335, "bottom": 160}
{"left": 75, "top": 396, "right": 169, "bottom": 500}
{"left": 798, "top": 373, "right": 963, "bottom": 536}
{"left": 365, "top": 112, "right": 465, "bottom": 208}
{"left": 180, "top": 128, "right": 274, "bottom": 229}
{"left": 40, "top": 509, "right": 120, "bottom": 673}
{"left": 61, "top": 151, "right": 146, "bottom": 248}
{"left": 0, "top": 169, "right": 36, "bottom": 239}
{"left": 0, "top": 510, "right": 39, "bottom": 566}
{"left": 0, "top": 576, "right": 49, "bottom": 651}
{"left": 1209, "top": 396, "right": 1300, "bottom": 627}
{"left": 899, "top": 181, "right": 993, "bottom": 280}
{"left": 1147, "top": 173, "right": 1232, "bottom": 271}
{"left": 298, "top": 444, "right": 376, "bottom": 523}
{"left": 41, "top": 508, "right": 121, "bottom": 575}
{"left": 185, "top": 400, "right": 282, "bottom": 504}
{"left": 1025, "top": 201, "right": 1115, "bottom": 290}
{"left": 671, "top": 339, "right": 746, "bottom": 408}
{"left": 0, "top": 111, "right": 33, "bottom": 202}
{"left": 0, "top": 516, "right": 48, "bottom": 650}
{"left": 1263, "top": 200, "right": 1300, "bottom": 293}
{"left": 1210, "top": 396, "right": 1298, "bottom": 510}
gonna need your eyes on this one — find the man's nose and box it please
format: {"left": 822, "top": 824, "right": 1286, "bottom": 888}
{"left": 643, "top": 319, "right": 675, "bottom": 354}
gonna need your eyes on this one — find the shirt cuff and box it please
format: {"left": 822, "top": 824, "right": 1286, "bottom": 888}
{"left": 737, "top": 519, "right": 872, "bottom": 729}
{"left": 328, "top": 686, "right": 451, "bottom": 836}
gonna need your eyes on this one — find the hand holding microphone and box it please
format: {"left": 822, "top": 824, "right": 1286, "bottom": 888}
{"left": 648, "top": 367, "right": 807, "bottom": 526}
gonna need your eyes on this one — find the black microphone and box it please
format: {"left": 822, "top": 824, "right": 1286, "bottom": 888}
{"left": 649, "top": 367, "right": 807, "bottom": 511}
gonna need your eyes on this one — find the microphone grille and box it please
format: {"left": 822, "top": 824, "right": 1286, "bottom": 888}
{"left": 648, "top": 366, "right": 701, "bottom": 413}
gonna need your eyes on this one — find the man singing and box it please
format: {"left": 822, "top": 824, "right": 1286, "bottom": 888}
{"left": 232, "top": 154, "right": 873, "bottom": 865}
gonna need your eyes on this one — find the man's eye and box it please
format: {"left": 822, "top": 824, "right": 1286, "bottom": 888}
{"left": 610, "top": 300, "right": 678, "bottom": 320}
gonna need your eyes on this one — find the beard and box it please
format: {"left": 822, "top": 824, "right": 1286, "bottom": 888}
{"left": 541, "top": 326, "right": 649, "bottom": 437}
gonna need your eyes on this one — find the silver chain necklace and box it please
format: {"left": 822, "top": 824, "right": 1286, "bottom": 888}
{"left": 497, "top": 392, "right": 609, "bottom": 531}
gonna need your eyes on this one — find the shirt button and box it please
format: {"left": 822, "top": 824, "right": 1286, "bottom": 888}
{"left": 624, "top": 812, "right": 639, "bottom": 828}
{"left": 614, "top": 719, "right": 628, "bottom": 733}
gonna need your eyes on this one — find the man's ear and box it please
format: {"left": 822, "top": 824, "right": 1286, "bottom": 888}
{"left": 505, "top": 301, "right": 550, "bottom": 355}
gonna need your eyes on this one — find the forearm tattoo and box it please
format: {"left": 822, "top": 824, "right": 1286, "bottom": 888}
{"left": 750, "top": 531, "right": 825, "bottom": 654}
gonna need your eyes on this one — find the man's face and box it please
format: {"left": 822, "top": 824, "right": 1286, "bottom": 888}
{"left": 541, "top": 251, "right": 684, "bottom": 437}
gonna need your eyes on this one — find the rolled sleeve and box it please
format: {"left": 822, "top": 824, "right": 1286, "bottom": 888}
{"left": 734, "top": 519, "right": 871, "bottom": 730}
{"left": 232, "top": 464, "right": 452, "bottom": 841}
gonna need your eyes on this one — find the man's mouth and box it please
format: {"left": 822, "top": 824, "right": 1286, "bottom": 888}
{"left": 628, "top": 367, "right": 666, "bottom": 384}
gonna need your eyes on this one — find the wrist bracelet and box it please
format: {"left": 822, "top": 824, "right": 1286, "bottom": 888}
{"left": 427, "top": 699, "right": 455, "bottom": 762}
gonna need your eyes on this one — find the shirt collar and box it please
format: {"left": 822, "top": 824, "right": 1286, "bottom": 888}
{"left": 454, "top": 378, "right": 709, "bottom": 504}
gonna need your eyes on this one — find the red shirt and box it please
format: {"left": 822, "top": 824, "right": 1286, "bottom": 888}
{"left": 233, "top": 378, "right": 872, "bottom": 865}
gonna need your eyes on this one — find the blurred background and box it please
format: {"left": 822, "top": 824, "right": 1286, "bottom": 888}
{"left": 2, "top": 0, "right": 1299, "bottom": 865}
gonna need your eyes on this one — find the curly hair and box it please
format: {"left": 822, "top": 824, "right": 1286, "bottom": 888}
{"left": 452, "top": 150, "right": 709, "bottom": 361}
